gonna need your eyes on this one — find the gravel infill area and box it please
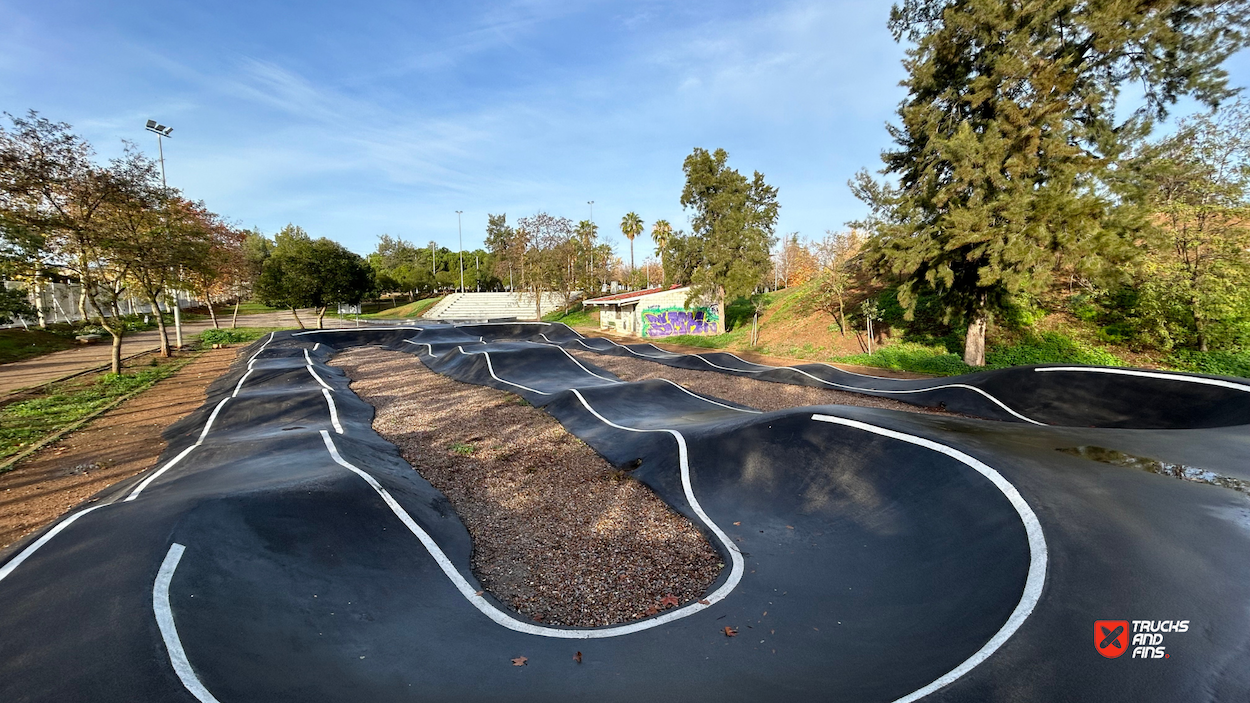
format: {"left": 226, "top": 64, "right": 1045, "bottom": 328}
{"left": 330, "top": 347, "right": 722, "bottom": 628}
{"left": 568, "top": 349, "right": 958, "bottom": 415}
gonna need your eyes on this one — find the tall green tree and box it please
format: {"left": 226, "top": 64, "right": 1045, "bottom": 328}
{"left": 254, "top": 225, "right": 374, "bottom": 328}
{"left": 854, "top": 0, "right": 1250, "bottom": 365}
{"left": 620, "top": 211, "right": 643, "bottom": 276}
{"left": 680, "top": 147, "right": 779, "bottom": 318}
{"left": 651, "top": 219, "right": 672, "bottom": 283}
{"left": 1137, "top": 100, "right": 1250, "bottom": 351}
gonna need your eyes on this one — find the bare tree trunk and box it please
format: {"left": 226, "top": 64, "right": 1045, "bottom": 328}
{"left": 110, "top": 327, "right": 123, "bottom": 375}
{"left": 963, "top": 307, "right": 988, "bottom": 367}
{"left": 231, "top": 300, "right": 240, "bottom": 328}
{"left": 205, "top": 292, "right": 220, "bottom": 329}
{"left": 837, "top": 293, "right": 846, "bottom": 336}
{"left": 290, "top": 307, "right": 306, "bottom": 329}
{"left": 317, "top": 306, "right": 326, "bottom": 330}
{"left": 535, "top": 286, "right": 542, "bottom": 320}
{"left": 146, "top": 292, "right": 171, "bottom": 357}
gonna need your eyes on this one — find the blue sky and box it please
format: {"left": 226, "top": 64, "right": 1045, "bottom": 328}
{"left": 3, "top": 1, "right": 1249, "bottom": 260}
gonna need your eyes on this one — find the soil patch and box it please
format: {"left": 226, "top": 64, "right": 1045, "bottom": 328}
{"left": 330, "top": 346, "right": 722, "bottom": 628}
{"left": 569, "top": 349, "right": 958, "bottom": 416}
{"left": 0, "top": 346, "right": 241, "bottom": 550}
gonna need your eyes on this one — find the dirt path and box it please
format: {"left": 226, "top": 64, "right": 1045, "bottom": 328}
{"left": 0, "top": 346, "right": 240, "bottom": 550}
{"left": 331, "top": 347, "right": 722, "bottom": 628}
{"left": 569, "top": 349, "right": 957, "bottom": 415}
{"left": 0, "top": 309, "right": 353, "bottom": 396}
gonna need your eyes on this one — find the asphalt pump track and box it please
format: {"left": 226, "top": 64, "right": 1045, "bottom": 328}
{"left": 1, "top": 322, "right": 1248, "bottom": 702}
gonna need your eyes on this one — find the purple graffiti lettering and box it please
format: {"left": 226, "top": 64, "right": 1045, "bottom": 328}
{"left": 643, "top": 309, "right": 719, "bottom": 338}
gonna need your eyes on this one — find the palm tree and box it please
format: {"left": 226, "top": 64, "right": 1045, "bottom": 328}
{"left": 651, "top": 219, "right": 672, "bottom": 282}
{"left": 620, "top": 212, "right": 643, "bottom": 277}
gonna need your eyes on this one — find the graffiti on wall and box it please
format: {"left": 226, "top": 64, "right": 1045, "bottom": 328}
{"left": 641, "top": 306, "right": 719, "bottom": 338}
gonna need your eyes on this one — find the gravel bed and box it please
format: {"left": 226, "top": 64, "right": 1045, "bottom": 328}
{"left": 569, "top": 349, "right": 959, "bottom": 415}
{"left": 330, "top": 347, "right": 723, "bottom": 627}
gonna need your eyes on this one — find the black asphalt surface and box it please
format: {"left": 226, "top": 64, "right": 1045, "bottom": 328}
{"left": 1, "top": 322, "right": 1248, "bottom": 702}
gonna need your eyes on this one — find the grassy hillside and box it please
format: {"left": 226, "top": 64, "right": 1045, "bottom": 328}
{"left": 364, "top": 296, "right": 445, "bottom": 319}
{"left": 653, "top": 282, "right": 1250, "bottom": 378}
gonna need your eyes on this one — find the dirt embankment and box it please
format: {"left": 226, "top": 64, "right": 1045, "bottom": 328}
{"left": 0, "top": 346, "right": 241, "bottom": 550}
{"left": 331, "top": 347, "right": 722, "bottom": 628}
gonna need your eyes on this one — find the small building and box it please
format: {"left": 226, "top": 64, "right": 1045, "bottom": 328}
{"left": 582, "top": 284, "right": 721, "bottom": 338}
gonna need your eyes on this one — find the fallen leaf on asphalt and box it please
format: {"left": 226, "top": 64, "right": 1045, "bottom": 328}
{"left": 733, "top": 522, "right": 741, "bottom": 526}
{"left": 512, "top": 657, "right": 528, "bottom": 666}
{"left": 724, "top": 626, "right": 738, "bottom": 637}
{"left": 474, "top": 591, "right": 484, "bottom": 596}
{"left": 698, "top": 599, "right": 710, "bottom": 605}
{"left": 786, "top": 525, "right": 794, "bottom": 530}
{"left": 660, "top": 594, "right": 679, "bottom": 608}
{"left": 573, "top": 652, "right": 582, "bottom": 664}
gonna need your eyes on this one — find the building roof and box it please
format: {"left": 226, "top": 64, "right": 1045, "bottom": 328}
{"left": 583, "top": 284, "right": 684, "bottom": 306}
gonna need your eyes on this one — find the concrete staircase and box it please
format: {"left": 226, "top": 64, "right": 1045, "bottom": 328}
{"left": 422, "top": 292, "right": 571, "bottom": 320}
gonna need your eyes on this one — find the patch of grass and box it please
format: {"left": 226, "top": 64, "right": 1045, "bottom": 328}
{"left": 986, "top": 331, "right": 1124, "bottom": 368}
{"left": 450, "top": 441, "right": 476, "bottom": 456}
{"left": 365, "top": 296, "right": 445, "bottom": 319}
{"left": 661, "top": 328, "right": 748, "bottom": 349}
{"left": 832, "top": 331, "right": 1126, "bottom": 376}
{"left": 835, "top": 343, "right": 973, "bottom": 376}
{"left": 0, "top": 355, "right": 196, "bottom": 465}
{"left": 0, "top": 328, "right": 76, "bottom": 364}
{"left": 1167, "top": 349, "right": 1250, "bottom": 379}
{"left": 543, "top": 302, "right": 594, "bottom": 326}
{"left": 196, "top": 326, "right": 288, "bottom": 349}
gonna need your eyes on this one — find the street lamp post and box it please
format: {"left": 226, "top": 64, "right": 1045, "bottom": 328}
{"left": 456, "top": 211, "right": 465, "bottom": 294}
{"left": 145, "top": 120, "right": 183, "bottom": 350}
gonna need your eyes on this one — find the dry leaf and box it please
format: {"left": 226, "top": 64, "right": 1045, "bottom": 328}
{"left": 698, "top": 599, "right": 710, "bottom": 605}
{"left": 786, "top": 525, "right": 794, "bottom": 530}
{"left": 723, "top": 626, "right": 738, "bottom": 637}
{"left": 573, "top": 651, "right": 582, "bottom": 664}
{"left": 474, "top": 591, "right": 484, "bottom": 596}
{"left": 733, "top": 521, "right": 741, "bottom": 526}
{"left": 512, "top": 657, "right": 528, "bottom": 666}
{"left": 645, "top": 606, "right": 658, "bottom": 616}
{"left": 659, "top": 594, "right": 679, "bottom": 608}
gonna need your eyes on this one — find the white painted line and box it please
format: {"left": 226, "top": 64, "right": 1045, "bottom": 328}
{"left": 292, "top": 326, "right": 417, "bottom": 335}
{"left": 656, "top": 379, "right": 761, "bottom": 415}
{"left": 230, "top": 369, "right": 253, "bottom": 398}
{"left": 125, "top": 396, "right": 232, "bottom": 502}
{"left": 569, "top": 334, "right": 1045, "bottom": 424}
{"left": 246, "top": 332, "right": 276, "bottom": 364}
{"left": 313, "top": 342, "right": 320, "bottom": 352}
{"left": 154, "top": 543, "right": 222, "bottom": 703}
{"left": 810, "top": 414, "right": 1047, "bottom": 703}
{"left": 455, "top": 346, "right": 550, "bottom": 395}
{"left": 0, "top": 505, "right": 107, "bottom": 584}
{"left": 306, "top": 364, "right": 332, "bottom": 390}
{"left": 322, "top": 387, "right": 344, "bottom": 434}
{"left": 321, "top": 406, "right": 742, "bottom": 638}
{"left": 1035, "top": 365, "right": 1250, "bottom": 392}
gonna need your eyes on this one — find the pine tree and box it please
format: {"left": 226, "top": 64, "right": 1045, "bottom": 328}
{"left": 854, "top": 0, "right": 1249, "bottom": 365}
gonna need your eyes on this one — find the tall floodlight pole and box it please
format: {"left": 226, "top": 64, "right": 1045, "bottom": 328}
{"left": 456, "top": 211, "right": 465, "bottom": 294}
{"left": 588, "top": 201, "right": 594, "bottom": 223}
{"left": 145, "top": 120, "right": 182, "bottom": 349}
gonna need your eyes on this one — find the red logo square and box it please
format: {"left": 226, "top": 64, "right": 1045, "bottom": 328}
{"left": 1095, "top": 620, "right": 1130, "bottom": 658}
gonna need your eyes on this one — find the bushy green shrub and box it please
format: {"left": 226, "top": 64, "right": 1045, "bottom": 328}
{"left": 1167, "top": 350, "right": 1250, "bottom": 378}
{"left": 986, "top": 332, "right": 1123, "bottom": 368}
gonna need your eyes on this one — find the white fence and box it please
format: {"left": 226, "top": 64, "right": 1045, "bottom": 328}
{"left": 3, "top": 280, "right": 198, "bottom": 326}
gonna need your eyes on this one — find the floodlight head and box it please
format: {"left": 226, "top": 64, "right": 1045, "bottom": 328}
{"left": 145, "top": 121, "right": 174, "bottom": 137}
